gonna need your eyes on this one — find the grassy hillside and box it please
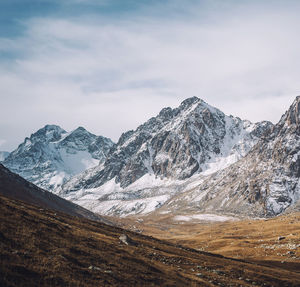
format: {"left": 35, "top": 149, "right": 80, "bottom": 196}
{"left": 1, "top": 194, "right": 300, "bottom": 286}
{"left": 112, "top": 212, "right": 300, "bottom": 274}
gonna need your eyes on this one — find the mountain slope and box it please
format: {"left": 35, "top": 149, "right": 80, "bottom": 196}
{"left": 0, "top": 151, "right": 9, "bottom": 161}
{"left": 60, "top": 97, "right": 272, "bottom": 216}
{"left": 3, "top": 125, "right": 114, "bottom": 191}
{"left": 1, "top": 193, "right": 299, "bottom": 287}
{"left": 163, "top": 96, "right": 300, "bottom": 217}
{"left": 0, "top": 163, "right": 107, "bottom": 222}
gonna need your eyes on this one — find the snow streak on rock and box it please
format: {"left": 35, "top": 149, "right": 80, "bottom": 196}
{"left": 60, "top": 97, "right": 272, "bottom": 216}
{"left": 173, "top": 96, "right": 300, "bottom": 217}
{"left": 8, "top": 96, "right": 299, "bottom": 218}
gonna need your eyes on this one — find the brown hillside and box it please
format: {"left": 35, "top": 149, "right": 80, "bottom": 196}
{"left": 0, "top": 194, "right": 300, "bottom": 287}
{"left": 111, "top": 212, "right": 300, "bottom": 274}
{"left": 0, "top": 163, "right": 107, "bottom": 223}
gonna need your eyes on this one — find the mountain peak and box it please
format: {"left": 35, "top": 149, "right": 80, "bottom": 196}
{"left": 44, "top": 124, "right": 61, "bottom": 129}
{"left": 41, "top": 124, "right": 65, "bottom": 133}
{"left": 158, "top": 107, "right": 173, "bottom": 120}
{"left": 277, "top": 96, "right": 300, "bottom": 129}
{"left": 72, "top": 126, "right": 88, "bottom": 133}
{"left": 66, "top": 126, "right": 92, "bottom": 139}
{"left": 179, "top": 97, "right": 202, "bottom": 109}
{"left": 288, "top": 96, "right": 300, "bottom": 124}
{"left": 31, "top": 124, "right": 66, "bottom": 142}
{"left": 294, "top": 95, "right": 300, "bottom": 102}
{"left": 3, "top": 125, "right": 113, "bottom": 191}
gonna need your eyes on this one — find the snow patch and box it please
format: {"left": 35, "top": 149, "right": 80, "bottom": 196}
{"left": 48, "top": 172, "right": 67, "bottom": 190}
{"left": 59, "top": 149, "right": 99, "bottom": 174}
{"left": 173, "top": 214, "right": 237, "bottom": 222}
{"left": 79, "top": 194, "right": 170, "bottom": 217}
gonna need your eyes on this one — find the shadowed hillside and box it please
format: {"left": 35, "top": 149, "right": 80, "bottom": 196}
{"left": 0, "top": 194, "right": 300, "bottom": 287}
{"left": 0, "top": 163, "right": 107, "bottom": 223}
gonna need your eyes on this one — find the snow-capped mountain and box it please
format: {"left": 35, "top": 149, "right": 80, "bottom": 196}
{"left": 163, "top": 96, "right": 300, "bottom": 217}
{"left": 0, "top": 151, "right": 9, "bottom": 162}
{"left": 8, "top": 96, "right": 299, "bottom": 219}
{"left": 3, "top": 125, "right": 114, "bottom": 191}
{"left": 60, "top": 97, "right": 273, "bottom": 216}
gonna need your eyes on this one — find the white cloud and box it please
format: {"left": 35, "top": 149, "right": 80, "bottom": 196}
{"left": 0, "top": 1, "right": 300, "bottom": 150}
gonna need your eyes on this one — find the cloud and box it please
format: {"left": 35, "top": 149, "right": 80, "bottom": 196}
{"left": 0, "top": 0, "right": 300, "bottom": 150}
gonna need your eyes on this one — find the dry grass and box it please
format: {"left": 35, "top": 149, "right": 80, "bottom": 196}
{"left": 110, "top": 212, "right": 300, "bottom": 273}
{"left": 1, "top": 194, "right": 300, "bottom": 286}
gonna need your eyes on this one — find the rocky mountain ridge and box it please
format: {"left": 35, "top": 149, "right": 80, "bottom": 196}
{"left": 3, "top": 125, "right": 114, "bottom": 191}
{"left": 159, "top": 96, "right": 300, "bottom": 217}
{"left": 5, "top": 96, "right": 300, "bottom": 218}
{"left": 58, "top": 97, "right": 274, "bottom": 217}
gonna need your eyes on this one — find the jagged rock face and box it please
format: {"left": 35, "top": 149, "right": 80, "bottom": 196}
{"left": 60, "top": 97, "right": 273, "bottom": 217}
{"left": 70, "top": 97, "right": 272, "bottom": 190}
{"left": 177, "top": 96, "right": 300, "bottom": 217}
{"left": 3, "top": 125, "right": 114, "bottom": 192}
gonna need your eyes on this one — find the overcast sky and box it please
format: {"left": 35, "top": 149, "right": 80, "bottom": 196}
{"left": 0, "top": 0, "right": 300, "bottom": 151}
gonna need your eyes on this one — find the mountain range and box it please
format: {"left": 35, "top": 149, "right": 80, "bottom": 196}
{"left": 2, "top": 96, "right": 300, "bottom": 218}
{"left": 2, "top": 125, "right": 113, "bottom": 191}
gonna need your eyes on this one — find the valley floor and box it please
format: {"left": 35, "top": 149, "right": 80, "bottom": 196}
{"left": 1, "top": 194, "right": 300, "bottom": 286}
{"left": 109, "top": 211, "right": 300, "bottom": 274}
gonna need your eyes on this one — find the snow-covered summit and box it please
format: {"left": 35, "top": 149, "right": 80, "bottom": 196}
{"left": 168, "top": 96, "right": 300, "bottom": 217}
{"left": 59, "top": 97, "right": 273, "bottom": 216}
{"left": 3, "top": 125, "right": 114, "bottom": 191}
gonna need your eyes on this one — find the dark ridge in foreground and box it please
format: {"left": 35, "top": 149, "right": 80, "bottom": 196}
{"left": 0, "top": 163, "right": 107, "bottom": 223}
{"left": 0, "top": 194, "right": 299, "bottom": 287}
